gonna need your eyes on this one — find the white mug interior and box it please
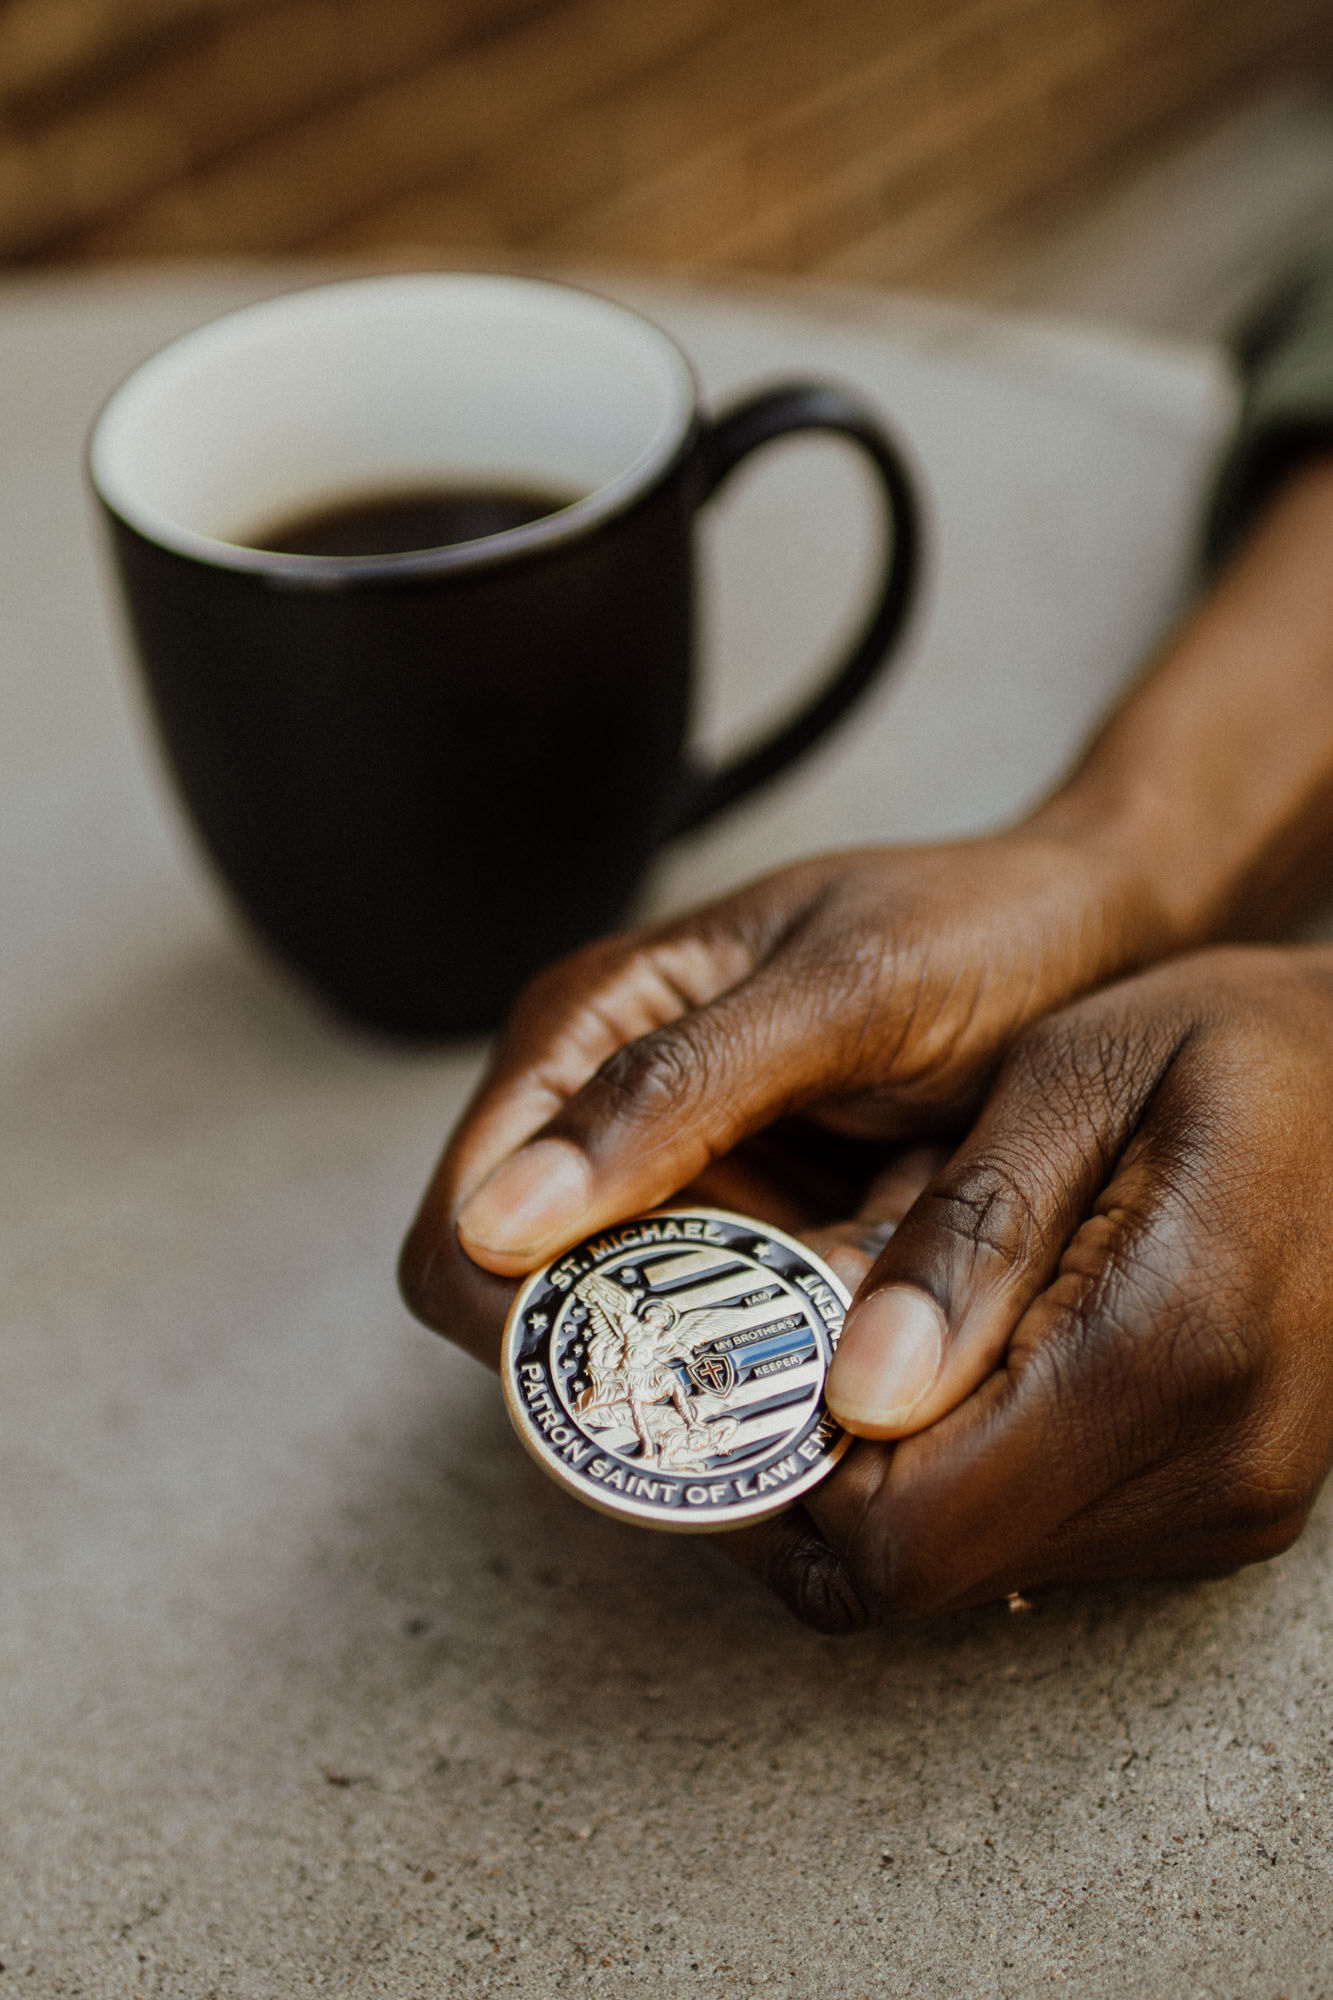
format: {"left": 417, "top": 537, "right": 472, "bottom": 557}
{"left": 89, "top": 273, "right": 698, "bottom": 572}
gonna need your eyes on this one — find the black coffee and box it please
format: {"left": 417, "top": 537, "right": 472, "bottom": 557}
{"left": 249, "top": 482, "right": 579, "bottom": 557}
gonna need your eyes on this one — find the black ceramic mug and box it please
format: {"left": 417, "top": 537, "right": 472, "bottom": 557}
{"left": 91, "top": 275, "right": 920, "bottom": 1034}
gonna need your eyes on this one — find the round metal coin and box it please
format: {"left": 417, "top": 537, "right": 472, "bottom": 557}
{"left": 501, "top": 1205, "right": 852, "bottom": 1532}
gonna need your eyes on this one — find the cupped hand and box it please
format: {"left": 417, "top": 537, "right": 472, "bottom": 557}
{"left": 780, "top": 946, "right": 1333, "bottom": 1625}
{"left": 400, "top": 826, "right": 1170, "bottom": 1338}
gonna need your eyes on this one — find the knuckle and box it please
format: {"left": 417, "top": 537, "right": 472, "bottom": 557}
{"left": 1012, "top": 1266, "right": 1255, "bottom": 1493}
{"left": 515, "top": 933, "right": 629, "bottom": 1015}
{"left": 913, "top": 1153, "right": 1044, "bottom": 1275}
{"left": 591, "top": 1022, "right": 702, "bottom": 1124}
{"left": 784, "top": 1545, "right": 873, "bottom": 1635}
{"left": 1006, "top": 1008, "right": 1165, "bottom": 1132}
{"left": 1031, "top": 1201, "right": 1305, "bottom": 1528}
{"left": 1051, "top": 1199, "right": 1264, "bottom": 1405}
{"left": 1159, "top": 1292, "right": 1263, "bottom": 1412}
{"left": 794, "top": 888, "right": 977, "bottom": 1095}
{"left": 1101, "top": 1243, "right": 1259, "bottom": 1405}
{"left": 727, "top": 1514, "right": 871, "bottom": 1635}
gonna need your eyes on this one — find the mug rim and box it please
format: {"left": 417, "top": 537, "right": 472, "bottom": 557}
{"left": 88, "top": 272, "right": 700, "bottom": 585}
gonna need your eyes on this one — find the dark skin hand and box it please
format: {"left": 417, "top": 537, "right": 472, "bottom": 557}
{"left": 401, "top": 458, "right": 1333, "bottom": 1629}
{"left": 400, "top": 949, "right": 1333, "bottom": 1632}
{"left": 794, "top": 948, "right": 1333, "bottom": 1622}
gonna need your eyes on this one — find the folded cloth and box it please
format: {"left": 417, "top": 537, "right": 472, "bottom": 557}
{"left": 1205, "top": 246, "right": 1333, "bottom": 567}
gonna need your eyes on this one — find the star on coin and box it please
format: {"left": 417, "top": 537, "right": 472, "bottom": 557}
{"left": 528, "top": 1310, "right": 549, "bottom": 1333}
{"left": 752, "top": 1240, "right": 778, "bottom": 1261}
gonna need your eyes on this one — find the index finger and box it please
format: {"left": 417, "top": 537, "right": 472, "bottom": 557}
{"left": 461, "top": 927, "right": 753, "bottom": 1201}
{"left": 399, "top": 920, "right": 757, "bottom": 1342}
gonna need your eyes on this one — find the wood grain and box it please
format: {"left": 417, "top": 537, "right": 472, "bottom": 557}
{"left": 2, "top": 0, "right": 1330, "bottom": 285}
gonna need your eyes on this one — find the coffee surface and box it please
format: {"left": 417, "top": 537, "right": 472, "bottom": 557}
{"left": 248, "top": 482, "right": 579, "bottom": 556}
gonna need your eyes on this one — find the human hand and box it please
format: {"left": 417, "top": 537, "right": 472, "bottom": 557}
{"left": 401, "top": 826, "right": 1171, "bottom": 1327}
{"left": 767, "top": 947, "right": 1333, "bottom": 1625}
{"left": 397, "top": 823, "right": 1173, "bottom": 1634}
{"left": 396, "top": 451, "right": 1333, "bottom": 1626}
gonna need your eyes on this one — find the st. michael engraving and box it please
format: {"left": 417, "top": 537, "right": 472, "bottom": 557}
{"left": 568, "top": 1271, "right": 742, "bottom": 1473}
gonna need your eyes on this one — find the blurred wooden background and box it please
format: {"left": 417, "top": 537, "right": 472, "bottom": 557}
{"left": 2, "top": 0, "right": 1331, "bottom": 288}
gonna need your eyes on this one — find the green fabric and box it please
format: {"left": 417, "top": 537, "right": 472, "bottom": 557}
{"left": 1204, "top": 250, "right": 1333, "bottom": 568}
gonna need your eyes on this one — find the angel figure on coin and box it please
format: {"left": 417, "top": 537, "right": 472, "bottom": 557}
{"left": 573, "top": 1272, "right": 737, "bottom": 1465}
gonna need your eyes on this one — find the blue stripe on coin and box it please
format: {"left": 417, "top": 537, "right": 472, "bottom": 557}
{"left": 500, "top": 1206, "right": 852, "bottom": 1532}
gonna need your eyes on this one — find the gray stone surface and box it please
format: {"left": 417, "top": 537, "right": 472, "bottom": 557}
{"left": 3, "top": 268, "right": 1330, "bottom": 1997}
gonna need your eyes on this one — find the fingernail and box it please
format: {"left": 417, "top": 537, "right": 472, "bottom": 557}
{"left": 826, "top": 1286, "right": 945, "bottom": 1435}
{"left": 456, "top": 1138, "right": 592, "bottom": 1263}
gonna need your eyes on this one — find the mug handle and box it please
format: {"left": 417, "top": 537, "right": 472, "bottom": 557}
{"left": 674, "top": 380, "right": 922, "bottom": 833}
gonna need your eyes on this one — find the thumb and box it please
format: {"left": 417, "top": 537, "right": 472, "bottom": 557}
{"left": 456, "top": 961, "right": 836, "bottom": 1274}
{"left": 824, "top": 1003, "right": 1187, "bottom": 1438}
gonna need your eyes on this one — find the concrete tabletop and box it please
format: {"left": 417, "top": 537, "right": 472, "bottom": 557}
{"left": 3, "top": 266, "right": 1329, "bottom": 1998}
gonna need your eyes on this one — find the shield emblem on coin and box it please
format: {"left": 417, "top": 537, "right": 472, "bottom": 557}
{"left": 687, "top": 1349, "right": 736, "bottom": 1397}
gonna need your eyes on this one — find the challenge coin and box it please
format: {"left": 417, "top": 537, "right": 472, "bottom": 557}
{"left": 501, "top": 1206, "right": 852, "bottom": 1532}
